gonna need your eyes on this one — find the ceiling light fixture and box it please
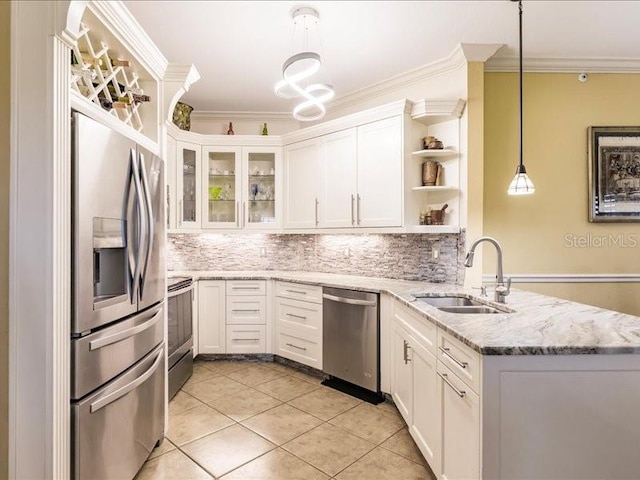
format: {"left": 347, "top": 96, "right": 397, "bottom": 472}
{"left": 274, "top": 6, "right": 335, "bottom": 122}
{"left": 507, "top": 0, "right": 535, "bottom": 196}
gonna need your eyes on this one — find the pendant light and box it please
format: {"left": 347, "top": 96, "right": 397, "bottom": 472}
{"left": 274, "top": 6, "right": 335, "bottom": 122}
{"left": 507, "top": 0, "right": 535, "bottom": 195}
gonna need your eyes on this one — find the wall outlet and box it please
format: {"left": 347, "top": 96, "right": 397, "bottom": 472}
{"left": 260, "top": 247, "right": 267, "bottom": 257}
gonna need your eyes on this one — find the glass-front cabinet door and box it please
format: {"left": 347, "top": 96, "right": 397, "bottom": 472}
{"left": 242, "top": 147, "right": 281, "bottom": 229}
{"left": 202, "top": 146, "right": 242, "bottom": 228}
{"left": 176, "top": 141, "right": 201, "bottom": 228}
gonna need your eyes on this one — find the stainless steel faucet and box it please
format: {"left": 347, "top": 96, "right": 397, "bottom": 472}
{"left": 464, "top": 236, "right": 511, "bottom": 303}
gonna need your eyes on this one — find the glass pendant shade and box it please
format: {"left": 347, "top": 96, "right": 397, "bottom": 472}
{"left": 507, "top": 0, "right": 535, "bottom": 196}
{"left": 507, "top": 164, "right": 535, "bottom": 195}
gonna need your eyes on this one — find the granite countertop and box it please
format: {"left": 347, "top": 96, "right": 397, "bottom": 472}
{"left": 170, "top": 270, "right": 640, "bottom": 356}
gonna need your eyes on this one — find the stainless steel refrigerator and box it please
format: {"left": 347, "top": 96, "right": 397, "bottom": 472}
{"left": 70, "top": 112, "right": 166, "bottom": 480}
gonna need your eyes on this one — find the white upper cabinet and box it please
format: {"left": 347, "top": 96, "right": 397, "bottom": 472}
{"left": 357, "top": 116, "right": 403, "bottom": 227}
{"left": 176, "top": 140, "right": 202, "bottom": 229}
{"left": 201, "top": 146, "right": 242, "bottom": 228}
{"left": 242, "top": 147, "right": 282, "bottom": 230}
{"left": 320, "top": 128, "right": 358, "bottom": 228}
{"left": 284, "top": 138, "right": 322, "bottom": 229}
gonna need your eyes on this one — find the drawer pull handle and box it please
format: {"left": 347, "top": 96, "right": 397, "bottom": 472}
{"left": 438, "top": 372, "right": 466, "bottom": 398}
{"left": 233, "top": 286, "right": 261, "bottom": 290}
{"left": 232, "top": 309, "right": 260, "bottom": 313}
{"left": 403, "top": 340, "right": 411, "bottom": 364}
{"left": 286, "top": 342, "right": 307, "bottom": 351}
{"left": 286, "top": 289, "right": 307, "bottom": 295}
{"left": 233, "top": 338, "right": 260, "bottom": 341}
{"left": 286, "top": 313, "right": 307, "bottom": 320}
{"left": 439, "top": 347, "right": 468, "bottom": 369}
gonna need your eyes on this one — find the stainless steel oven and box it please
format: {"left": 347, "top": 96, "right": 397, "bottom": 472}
{"left": 168, "top": 276, "right": 194, "bottom": 399}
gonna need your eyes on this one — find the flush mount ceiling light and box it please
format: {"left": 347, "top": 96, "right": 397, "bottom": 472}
{"left": 274, "top": 6, "right": 335, "bottom": 122}
{"left": 507, "top": 0, "right": 535, "bottom": 196}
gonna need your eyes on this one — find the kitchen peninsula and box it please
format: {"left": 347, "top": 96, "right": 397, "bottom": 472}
{"left": 171, "top": 269, "right": 640, "bottom": 480}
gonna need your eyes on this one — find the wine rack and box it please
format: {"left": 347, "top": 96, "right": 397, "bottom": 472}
{"left": 70, "top": 22, "right": 145, "bottom": 132}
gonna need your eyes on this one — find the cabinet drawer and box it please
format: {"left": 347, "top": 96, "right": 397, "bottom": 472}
{"left": 275, "top": 281, "right": 322, "bottom": 304}
{"left": 276, "top": 328, "right": 322, "bottom": 369}
{"left": 275, "top": 297, "right": 322, "bottom": 335}
{"left": 437, "top": 329, "right": 481, "bottom": 393}
{"left": 226, "top": 325, "right": 266, "bottom": 354}
{"left": 226, "top": 280, "right": 266, "bottom": 296}
{"left": 394, "top": 301, "right": 436, "bottom": 355}
{"left": 226, "top": 296, "right": 266, "bottom": 325}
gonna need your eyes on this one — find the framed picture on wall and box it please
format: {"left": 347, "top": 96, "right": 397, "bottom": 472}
{"left": 588, "top": 126, "right": 640, "bottom": 222}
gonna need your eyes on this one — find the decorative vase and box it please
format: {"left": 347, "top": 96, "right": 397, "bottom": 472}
{"left": 172, "top": 102, "right": 193, "bottom": 131}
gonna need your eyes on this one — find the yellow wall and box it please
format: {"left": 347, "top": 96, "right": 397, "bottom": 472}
{"left": 484, "top": 72, "right": 640, "bottom": 315}
{"left": 0, "top": 1, "right": 10, "bottom": 477}
{"left": 464, "top": 62, "right": 485, "bottom": 287}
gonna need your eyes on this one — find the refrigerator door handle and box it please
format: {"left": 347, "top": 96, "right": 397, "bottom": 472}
{"left": 130, "top": 149, "right": 144, "bottom": 304}
{"left": 138, "top": 152, "right": 154, "bottom": 298}
{"left": 88, "top": 308, "right": 162, "bottom": 351}
{"left": 89, "top": 346, "right": 164, "bottom": 413}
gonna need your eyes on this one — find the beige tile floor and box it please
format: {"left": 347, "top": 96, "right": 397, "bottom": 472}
{"left": 136, "top": 359, "right": 436, "bottom": 480}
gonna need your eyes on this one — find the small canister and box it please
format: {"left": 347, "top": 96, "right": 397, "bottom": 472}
{"left": 422, "top": 161, "right": 439, "bottom": 186}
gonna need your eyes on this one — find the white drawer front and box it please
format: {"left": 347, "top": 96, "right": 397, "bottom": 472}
{"left": 277, "top": 328, "right": 322, "bottom": 369}
{"left": 394, "top": 301, "right": 437, "bottom": 355}
{"left": 275, "top": 281, "right": 323, "bottom": 304}
{"left": 226, "top": 296, "right": 266, "bottom": 325}
{"left": 275, "top": 297, "right": 322, "bottom": 336}
{"left": 226, "top": 325, "right": 266, "bottom": 353}
{"left": 437, "top": 328, "right": 481, "bottom": 393}
{"left": 227, "top": 280, "right": 266, "bottom": 296}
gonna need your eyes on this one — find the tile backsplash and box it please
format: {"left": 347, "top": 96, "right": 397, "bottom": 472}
{"left": 168, "top": 232, "right": 466, "bottom": 283}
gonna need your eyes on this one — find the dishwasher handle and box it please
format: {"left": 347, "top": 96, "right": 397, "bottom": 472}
{"left": 322, "top": 292, "right": 377, "bottom": 307}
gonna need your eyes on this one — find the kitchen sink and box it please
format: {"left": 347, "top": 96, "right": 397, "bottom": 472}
{"left": 414, "top": 295, "right": 481, "bottom": 308}
{"left": 412, "top": 295, "right": 510, "bottom": 314}
{"left": 438, "top": 305, "right": 503, "bottom": 314}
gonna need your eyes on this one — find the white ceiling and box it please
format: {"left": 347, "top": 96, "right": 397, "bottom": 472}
{"left": 124, "top": 1, "right": 640, "bottom": 113}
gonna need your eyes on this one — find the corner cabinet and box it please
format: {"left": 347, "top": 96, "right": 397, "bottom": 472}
{"left": 167, "top": 130, "right": 283, "bottom": 231}
{"left": 202, "top": 145, "right": 283, "bottom": 230}
{"left": 176, "top": 141, "right": 202, "bottom": 229}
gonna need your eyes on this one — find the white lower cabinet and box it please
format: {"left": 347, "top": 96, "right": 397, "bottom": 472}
{"left": 226, "top": 325, "right": 266, "bottom": 353}
{"left": 438, "top": 361, "right": 480, "bottom": 480}
{"left": 391, "top": 323, "right": 413, "bottom": 422}
{"left": 197, "top": 280, "right": 226, "bottom": 354}
{"left": 274, "top": 281, "right": 323, "bottom": 369}
{"left": 390, "top": 299, "right": 480, "bottom": 480}
{"left": 225, "top": 280, "right": 267, "bottom": 354}
{"left": 411, "top": 338, "right": 441, "bottom": 476}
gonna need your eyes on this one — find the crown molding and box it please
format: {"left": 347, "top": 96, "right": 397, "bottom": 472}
{"left": 326, "top": 43, "right": 504, "bottom": 117}
{"left": 486, "top": 56, "right": 640, "bottom": 73}
{"left": 88, "top": 1, "right": 169, "bottom": 79}
{"left": 411, "top": 99, "right": 466, "bottom": 126}
{"left": 165, "top": 64, "right": 201, "bottom": 90}
{"left": 282, "top": 99, "right": 412, "bottom": 145}
{"left": 191, "top": 111, "right": 295, "bottom": 121}
{"left": 325, "top": 45, "right": 467, "bottom": 116}
{"left": 460, "top": 43, "right": 505, "bottom": 62}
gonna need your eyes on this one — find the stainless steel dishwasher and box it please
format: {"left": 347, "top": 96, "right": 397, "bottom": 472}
{"left": 322, "top": 287, "right": 381, "bottom": 400}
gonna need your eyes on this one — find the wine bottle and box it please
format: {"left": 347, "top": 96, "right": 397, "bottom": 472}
{"left": 110, "top": 58, "right": 130, "bottom": 67}
{"left": 227, "top": 122, "right": 235, "bottom": 135}
{"left": 132, "top": 93, "right": 151, "bottom": 103}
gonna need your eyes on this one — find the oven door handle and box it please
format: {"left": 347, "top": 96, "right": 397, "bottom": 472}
{"left": 90, "top": 346, "right": 164, "bottom": 413}
{"left": 322, "top": 293, "right": 377, "bottom": 307}
{"left": 89, "top": 308, "right": 162, "bottom": 351}
{"left": 168, "top": 283, "right": 194, "bottom": 299}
